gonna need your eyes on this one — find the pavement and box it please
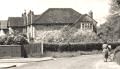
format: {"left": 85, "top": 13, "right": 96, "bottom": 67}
{"left": 0, "top": 55, "right": 120, "bottom": 69}
{"left": 0, "top": 57, "right": 54, "bottom": 69}
{"left": 95, "top": 60, "right": 120, "bottom": 69}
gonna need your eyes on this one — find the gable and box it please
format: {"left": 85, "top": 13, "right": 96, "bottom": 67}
{"left": 33, "top": 8, "right": 81, "bottom": 24}
{"left": 75, "top": 14, "right": 97, "bottom": 25}
{"left": 82, "top": 15, "right": 97, "bottom": 23}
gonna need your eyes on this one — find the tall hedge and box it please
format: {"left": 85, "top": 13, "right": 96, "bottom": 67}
{"left": 43, "top": 42, "right": 120, "bottom": 52}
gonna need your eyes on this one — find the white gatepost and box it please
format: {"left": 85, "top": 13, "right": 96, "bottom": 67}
{"left": 41, "top": 35, "right": 46, "bottom": 55}
{"left": 41, "top": 41, "right": 43, "bottom": 55}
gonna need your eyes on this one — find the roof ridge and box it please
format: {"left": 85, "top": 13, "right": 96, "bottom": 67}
{"left": 8, "top": 17, "right": 22, "bottom": 19}
{"left": 33, "top": 8, "right": 81, "bottom": 24}
{"left": 48, "top": 8, "right": 73, "bottom": 9}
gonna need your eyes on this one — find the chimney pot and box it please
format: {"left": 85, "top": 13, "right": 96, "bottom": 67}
{"left": 89, "top": 10, "right": 93, "bottom": 18}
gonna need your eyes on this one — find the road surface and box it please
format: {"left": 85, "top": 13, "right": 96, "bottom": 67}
{"left": 9, "top": 54, "right": 120, "bottom": 69}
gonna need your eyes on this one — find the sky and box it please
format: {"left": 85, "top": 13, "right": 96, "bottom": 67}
{"left": 0, "top": 0, "right": 110, "bottom": 26}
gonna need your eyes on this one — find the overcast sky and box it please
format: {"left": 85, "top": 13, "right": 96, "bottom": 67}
{"left": 0, "top": 0, "right": 110, "bottom": 26}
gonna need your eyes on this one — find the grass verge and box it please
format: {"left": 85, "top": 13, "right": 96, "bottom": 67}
{"left": 42, "top": 50, "right": 102, "bottom": 58}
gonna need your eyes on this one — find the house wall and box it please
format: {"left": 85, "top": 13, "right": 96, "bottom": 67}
{"left": 73, "top": 21, "right": 94, "bottom": 32}
{"left": 81, "top": 22, "right": 93, "bottom": 31}
{"left": 35, "top": 25, "right": 65, "bottom": 42}
{"left": 27, "top": 22, "right": 96, "bottom": 43}
{"left": 12, "top": 27, "right": 25, "bottom": 34}
{"left": 27, "top": 24, "right": 66, "bottom": 42}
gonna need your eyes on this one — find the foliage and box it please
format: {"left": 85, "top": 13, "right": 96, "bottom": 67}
{"left": 110, "top": 0, "right": 120, "bottom": 14}
{"left": 114, "top": 51, "right": 120, "bottom": 65}
{"left": 69, "top": 31, "right": 99, "bottom": 42}
{"left": 97, "top": 0, "right": 120, "bottom": 42}
{"left": 114, "top": 46, "right": 120, "bottom": 64}
{"left": 14, "top": 34, "right": 28, "bottom": 45}
{"left": 0, "top": 33, "right": 28, "bottom": 45}
{"left": 5, "top": 35, "right": 15, "bottom": 45}
{"left": 0, "top": 36, "right": 7, "bottom": 45}
{"left": 60, "top": 29, "right": 99, "bottom": 43}
{"left": 43, "top": 42, "right": 103, "bottom": 52}
{"left": 35, "top": 26, "right": 99, "bottom": 43}
{"left": 43, "top": 42, "right": 120, "bottom": 52}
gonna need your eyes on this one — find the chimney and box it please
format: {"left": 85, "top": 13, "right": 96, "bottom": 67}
{"left": 28, "top": 10, "right": 34, "bottom": 24}
{"left": 88, "top": 10, "right": 93, "bottom": 18}
{"left": 22, "top": 10, "right": 27, "bottom": 26}
{"left": 22, "top": 10, "right": 26, "bottom": 17}
{"left": 28, "top": 10, "right": 34, "bottom": 16}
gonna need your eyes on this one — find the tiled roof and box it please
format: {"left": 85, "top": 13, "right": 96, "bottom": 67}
{"left": 32, "top": 8, "right": 81, "bottom": 25}
{"left": 8, "top": 17, "right": 25, "bottom": 27}
{"left": 7, "top": 8, "right": 97, "bottom": 27}
{"left": 0, "top": 20, "right": 8, "bottom": 29}
{"left": 80, "top": 14, "right": 97, "bottom": 23}
{"left": 75, "top": 14, "right": 97, "bottom": 24}
{"left": 27, "top": 15, "right": 40, "bottom": 25}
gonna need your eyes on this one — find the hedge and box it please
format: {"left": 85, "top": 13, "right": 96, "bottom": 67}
{"left": 114, "top": 51, "right": 120, "bottom": 65}
{"left": 43, "top": 42, "right": 120, "bottom": 52}
{"left": 113, "top": 46, "right": 120, "bottom": 65}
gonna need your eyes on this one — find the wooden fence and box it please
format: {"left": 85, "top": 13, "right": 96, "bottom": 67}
{"left": 0, "top": 43, "right": 42, "bottom": 58}
{"left": 0, "top": 42, "right": 120, "bottom": 57}
{"left": 23, "top": 43, "right": 42, "bottom": 57}
{"left": 0, "top": 45, "right": 21, "bottom": 57}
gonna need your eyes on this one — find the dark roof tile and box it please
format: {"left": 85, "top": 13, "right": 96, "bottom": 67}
{"left": 32, "top": 8, "right": 81, "bottom": 24}
{"left": 8, "top": 17, "right": 25, "bottom": 27}
{"left": 75, "top": 14, "right": 97, "bottom": 25}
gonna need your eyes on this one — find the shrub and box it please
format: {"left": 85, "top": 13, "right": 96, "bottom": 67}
{"left": 43, "top": 42, "right": 102, "bottom": 52}
{"left": 43, "top": 42, "right": 120, "bottom": 52}
{"left": 0, "top": 33, "right": 29, "bottom": 45}
{"left": 0, "top": 36, "right": 7, "bottom": 45}
{"left": 5, "top": 35, "right": 15, "bottom": 45}
{"left": 14, "top": 34, "right": 28, "bottom": 45}
{"left": 114, "top": 46, "right": 120, "bottom": 65}
{"left": 44, "top": 43, "right": 59, "bottom": 51}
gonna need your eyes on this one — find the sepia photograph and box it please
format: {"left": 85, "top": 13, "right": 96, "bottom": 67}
{"left": 0, "top": 0, "right": 119, "bottom": 69}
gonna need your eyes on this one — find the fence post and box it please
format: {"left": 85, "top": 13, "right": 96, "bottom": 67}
{"left": 41, "top": 42, "right": 43, "bottom": 55}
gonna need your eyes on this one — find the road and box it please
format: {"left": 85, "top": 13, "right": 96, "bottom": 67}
{"left": 9, "top": 54, "right": 120, "bottom": 69}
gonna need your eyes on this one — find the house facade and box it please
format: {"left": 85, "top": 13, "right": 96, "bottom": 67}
{"left": 23, "top": 8, "right": 97, "bottom": 42}
{"left": 5, "top": 8, "right": 97, "bottom": 42}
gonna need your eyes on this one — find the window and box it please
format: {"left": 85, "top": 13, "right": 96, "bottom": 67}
{"left": 82, "top": 23, "right": 84, "bottom": 29}
{"left": 90, "top": 24, "right": 93, "bottom": 29}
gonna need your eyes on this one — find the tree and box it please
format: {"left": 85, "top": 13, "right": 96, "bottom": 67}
{"left": 110, "top": 0, "right": 120, "bottom": 14}
{"left": 98, "top": 0, "right": 120, "bottom": 42}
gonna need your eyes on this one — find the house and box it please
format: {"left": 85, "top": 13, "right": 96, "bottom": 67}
{"left": 7, "top": 16, "right": 26, "bottom": 34}
{"left": 22, "top": 8, "right": 97, "bottom": 42}
{"left": 0, "top": 20, "right": 8, "bottom": 34}
{"left": 6, "top": 8, "right": 97, "bottom": 42}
